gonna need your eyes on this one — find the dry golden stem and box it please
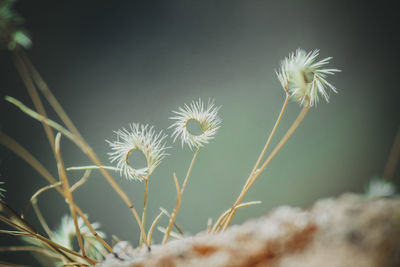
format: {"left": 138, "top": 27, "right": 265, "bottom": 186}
{"left": 206, "top": 218, "right": 213, "bottom": 233}
{"left": 159, "top": 207, "right": 184, "bottom": 235}
{"left": 0, "top": 215, "right": 97, "bottom": 265}
{"left": 13, "top": 50, "right": 56, "bottom": 154}
{"left": 22, "top": 182, "right": 61, "bottom": 219}
{"left": 383, "top": 127, "right": 400, "bottom": 182}
{"left": 139, "top": 177, "right": 149, "bottom": 247}
{"left": 213, "top": 95, "right": 289, "bottom": 233}
{"left": 221, "top": 104, "right": 310, "bottom": 231}
{"left": 158, "top": 227, "right": 183, "bottom": 240}
{"left": 70, "top": 170, "right": 91, "bottom": 192}
{"left": 162, "top": 147, "right": 200, "bottom": 244}
{"left": 0, "top": 132, "right": 112, "bottom": 253}
{"left": 4, "top": 96, "right": 148, "bottom": 246}
{"left": 0, "top": 245, "right": 61, "bottom": 259}
{"left": 147, "top": 211, "right": 164, "bottom": 246}
{"left": 73, "top": 205, "right": 113, "bottom": 252}
{"left": 32, "top": 200, "right": 53, "bottom": 239}
{"left": 181, "top": 147, "right": 200, "bottom": 194}
{"left": 67, "top": 166, "right": 120, "bottom": 172}
{"left": 54, "top": 133, "right": 86, "bottom": 258}
{"left": 5, "top": 97, "right": 78, "bottom": 143}
{"left": 0, "top": 260, "right": 29, "bottom": 267}
{"left": 249, "top": 94, "right": 290, "bottom": 181}
{"left": 19, "top": 51, "right": 84, "bottom": 142}
{"left": 211, "top": 201, "right": 262, "bottom": 233}
{"left": 18, "top": 53, "right": 149, "bottom": 246}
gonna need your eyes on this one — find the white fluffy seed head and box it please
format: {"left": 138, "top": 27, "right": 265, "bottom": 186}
{"left": 106, "top": 123, "right": 169, "bottom": 181}
{"left": 169, "top": 99, "right": 221, "bottom": 150}
{"left": 276, "top": 49, "right": 340, "bottom": 107}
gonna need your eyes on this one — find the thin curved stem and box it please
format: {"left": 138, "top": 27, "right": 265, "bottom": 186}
{"left": 159, "top": 207, "right": 184, "bottom": 235}
{"left": 221, "top": 104, "right": 310, "bottom": 231}
{"left": 70, "top": 170, "right": 91, "bottom": 192}
{"left": 31, "top": 201, "right": 53, "bottom": 239}
{"left": 66, "top": 165, "right": 120, "bottom": 172}
{"left": 4, "top": 97, "right": 149, "bottom": 246}
{"left": 162, "top": 147, "right": 200, "bottom": 244}
{"left": 212, "top": 94, "right": 289, "bottom": 232}
{"left": 181, "top": 147, "right": 200, "bottom": 194}
{"left": 211, "top": 201, "right": 262, "bottom": 233}
{"left": 54, "top": 133, "right": 86, "bottom": 258}
{"left": 0, "top": 245, "right": 61, "bottom": 259}
{"left": 13, "top": 50, "right": 56, "bottom": 154}
{"left": 249, "top": 94, "right": 290, "bottom": 181}
{"left": 147, "top": 211, "right": 164, "bottom": 246}
{"left": 0, "top": 215, "right": 97, "bottom": 265}
{"left": 22, "top": 182, "right": 61, "bottom": 219}
{"left": 139, "top": 177, "right": 149, "bottom": 247}
{"left": 383, "top": 127, "right": 400, "bottom": 182}
{"left": 14, "top": 53, "right": 149, "bottom": 246}
{"left": 0, "top": 132, "right": 112, "bottom": 253}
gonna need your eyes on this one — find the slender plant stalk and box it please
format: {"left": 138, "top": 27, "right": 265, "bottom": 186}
{"left": 0, "top": 246, "right": 61, "bottom": 259}
{"left": 139, "top": 177, "right": 149, "bottom": 247}
{"left": 31, "top": 200, "right": 53, "bottom": 239}
{"left": 221, "top": 104, "right": 311, "bottom": 231}
{"left": 0, "top": 132, "right": 112, "bottom": 253}
{"left": 147, "top": 211, "right": 164, "bottom": 246}
{"left": 158, "top": 227, "right": 183, "bottom": 240}
{"left": 0, "top": 215, "right": 97, "bottom": 265}
{"left": 159, "top": 207, "right": 184, "bottom": 235}
{"left": 383, "top": 127, "right": 400, "bottom": 182}
{"left": 19, "top": 50, "right": 83, "bottom": 142}
{"left": 15, "top": 52, "right": 149, "bottom": 246}
{"left": 249, "top": 94, "right": 290, "bottom": 179}
{"left": 181, "top": 147, "right": 200, "bottom": 194}
{"left": 206, "top": 218, "right": 213, "bottom": 233}
{"left": 54, "top": 133, "right": 86, "bottom": 258}
{"left": 70, "top": 170, "right": 91, "bottom": 192}
{"left": 66, "top": 166, "right": 120, "bottom": 172}
{"left": 162, "top": 147, "right": 200, "bottom": 244}
{"left": 4, "top": 96, "right": 149, "bottom": 246}
{"left": 22, "top": 182, "right": 61, "bottom": 218}
{"left": 210, "top": 201, "right": 261, "bottom": 233}
{"left": 13, "top": 50, "right": 56, "bottom": 153}
{"left": 212, "top": 94, "right": 289, "bottom": 232}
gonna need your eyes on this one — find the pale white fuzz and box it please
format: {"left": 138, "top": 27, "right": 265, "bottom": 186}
{"left": 366, "top": 178, "right": 396, "bottom": 197}
{"left": 107, "top": 123, "right": 168, "bottom": 181}
{"left": 276, "top": 49, "right": 340, "bottom": 106}
{"left": 170, "top": 99, "right": 221, "bottom": 150}
{"left": 52, "top": 215, "right": 107, "bottom": 260}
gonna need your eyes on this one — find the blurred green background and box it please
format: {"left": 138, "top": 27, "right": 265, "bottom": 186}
{"left": 0, "top": 0, "right": 399, "bottom": 265}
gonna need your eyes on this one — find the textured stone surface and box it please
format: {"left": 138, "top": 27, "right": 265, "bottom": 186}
{"left": 98, "top": 194, "right": 400, "bottom": 267}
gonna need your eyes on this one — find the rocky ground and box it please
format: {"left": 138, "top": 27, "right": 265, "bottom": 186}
{"left": 98, "top": 194, "right": 400, "bottom": 267}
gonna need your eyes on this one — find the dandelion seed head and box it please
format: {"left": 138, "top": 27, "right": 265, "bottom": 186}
{"left": 107, "top": 123, "right": 168, "bottom": 181}
{"left": 169, "top": 99, "right": 221, "bottom": 150}
{"left": 276, "top": 49, "right": 340, "bottom": 106}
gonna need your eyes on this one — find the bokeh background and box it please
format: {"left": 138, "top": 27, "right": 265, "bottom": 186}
{"left": 1, "top": 0, "right": 399, "bottom": 265}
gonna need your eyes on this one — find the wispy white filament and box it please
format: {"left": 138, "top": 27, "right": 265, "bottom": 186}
{"left": 276, "top": 49, "right": 340, "bottom": 106}
{"left": 107, "top": 123, "right": 168, "bottom": 181}
{"left": 51, "top": 215, "right": 107, "bottom": 260}
{"left": 170, "top": 99, "right": 221, "bottom": 150}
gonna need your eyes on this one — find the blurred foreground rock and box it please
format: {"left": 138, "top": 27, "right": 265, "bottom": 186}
{"left": 98, "top": 194, "right": 400, "bottom": 267}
